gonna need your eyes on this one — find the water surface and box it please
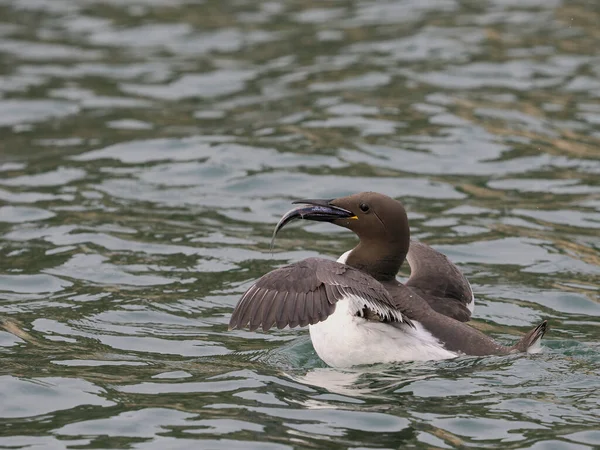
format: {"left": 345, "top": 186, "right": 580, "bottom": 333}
{"left": 0, "top": 0, "right": 599, "bottom": 448}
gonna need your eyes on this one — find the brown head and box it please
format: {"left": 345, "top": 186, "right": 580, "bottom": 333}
{"left": 272, "top": 192, "right": 410, "bottom": 281}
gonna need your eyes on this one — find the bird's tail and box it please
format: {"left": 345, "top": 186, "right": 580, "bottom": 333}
{"left": 511, "top": 320, "right": 548, "bottom": 353}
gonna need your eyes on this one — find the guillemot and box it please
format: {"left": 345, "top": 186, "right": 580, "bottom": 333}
{"left": 229, "top": 192, "right": 547, "bottom": 368}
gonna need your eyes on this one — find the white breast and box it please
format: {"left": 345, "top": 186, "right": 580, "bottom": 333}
{"left": 307, "top": 250, "right": 458, "bottom": 368}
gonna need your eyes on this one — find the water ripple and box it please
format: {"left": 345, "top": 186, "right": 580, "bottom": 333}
{"left": 0, "top": 0, "right": 599, "bottom": 448}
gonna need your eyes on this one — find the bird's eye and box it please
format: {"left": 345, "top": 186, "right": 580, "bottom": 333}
{"left": 359, "top": 203, "right": 369, "bottom": 212}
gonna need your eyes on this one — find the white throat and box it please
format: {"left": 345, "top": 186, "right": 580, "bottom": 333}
{"left": 337, "top": 249, "right": 352, "bottom": 264}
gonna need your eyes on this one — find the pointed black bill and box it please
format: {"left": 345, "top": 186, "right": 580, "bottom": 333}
{"left": 270, "top": 199, "right": 356, "bottom": 250}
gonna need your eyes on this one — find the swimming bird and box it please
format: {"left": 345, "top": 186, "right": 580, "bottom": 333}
{"left": 229, "top": 192, "right": 547, "bottom": 368}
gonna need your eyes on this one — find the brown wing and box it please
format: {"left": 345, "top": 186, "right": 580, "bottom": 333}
{"left": 229, "top": 257, "right": 413, "bottom": 332}
{"left": 406, "top": 241, "right": 474, "bottom": 322}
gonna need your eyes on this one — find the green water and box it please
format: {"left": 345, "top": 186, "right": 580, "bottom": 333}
{"left": 1, "top": 0, "right": 599, "bottom": 448}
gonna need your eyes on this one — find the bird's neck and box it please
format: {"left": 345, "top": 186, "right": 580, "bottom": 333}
{"left": 345, "top": 238, "right": 408, "bottom": 282}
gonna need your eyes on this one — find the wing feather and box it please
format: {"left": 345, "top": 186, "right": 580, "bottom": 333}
{"left": 406, "top": 241, "right": 473, "bottom": 322}
{"left": 249, "top": 290, "right": 274, "bottom": 331}
{"left": 232, "top": 285, "right": 261, "bottom": 329}
{"left": 286, "top": 291, "right": 299, "bottom": 328}
{"left": 229, "top": 257, "right": 413, "bottom": 331}
{"left": 275, "top": 290, "right": 290, "bottom": 329}
{"left": 256, "top": 290, "right": 277, "bottom": 331}
{"left": 263, "top": 291, "right": 286, "bottom": 331}
{"left": 299, "top": 290, "right": 312, "bottom": 327}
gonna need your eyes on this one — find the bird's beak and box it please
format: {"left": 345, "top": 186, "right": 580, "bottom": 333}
{"left": 270, "top": 198, "right": 357, "bottom": 249}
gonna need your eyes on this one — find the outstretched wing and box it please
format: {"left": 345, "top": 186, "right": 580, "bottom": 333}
{"left": 229, "top": 257, "right": 413, "bottom": 332}
{"left": 406, "top": 241, "right": 474, "bottom": 322}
